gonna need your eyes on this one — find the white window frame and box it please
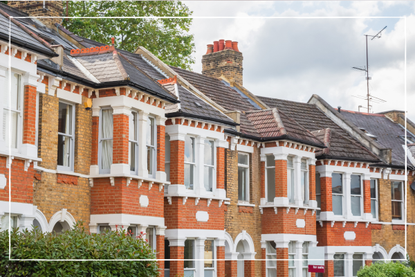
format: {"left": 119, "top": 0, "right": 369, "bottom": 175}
{"left": 265, "top": 155, "right": 275, "bottom": 203}
{"left": 266, "top": 241, "right": 277, "bottom": 277}
{"left": 99, "top": 107, "right": 113, "bottom": 174}
{"left": 3, "top": 71, "right": 23, "bottom": 151}
{"left": 332, "top": 173, "right": 344, "bottom": 216}
{"left": 184, "top": 239, "right": 196, "bottom": 276}
{"left": 370, "top": 179, "right": 378, "bottom": 220}
{"left": 0, "top": 214, "right": 19, "bottom": 231}
{"left": 288, "top": 241, "right": 296, "bottom": 277}
{"left": 301, "top": 159, "right": 309, "bottom": 205}
{"left": 146, "top": 116, "right": 157, "bottom": 178}
{"left": 391, "top": 181, "right": 404, "bottom": 221}
{"left": 350, "top": 175, "right": 363, "bottom": 217}
{"left": 333, "top": 253, "right": 345, "bottom": 277}
{"left": 184, "top": 135, "right": 196, "bottom": 190}
{"left": 302, "top": 242, "right": 310, "bottom": 277}
{"left": 204, "top": 240, "right": 215, "bottom": 276}
{"left": 129, "top": 111, "right": 139, "bottom": 174}
{"left": 165, "top": 134, "right": 170, "bottom": 182}
{"left": 287, "top": 156, "right": 295, "bottom": 204}
{"left": 57, "top": 101, "right": 75, "bottom": 172}
{"left": 146, "top": 226, "right": 157, "bottom": 251}
{"left": 238, "top": 153, "right": 250, "bottom": 202}
{"left": 98, "top": 224, "right": 111, "bottom": 234}
{"left": 204, "top": 139, "right": 216, "bottom": 192}
{"left": 352, "top": 253, "right": 364, "bottom": 277}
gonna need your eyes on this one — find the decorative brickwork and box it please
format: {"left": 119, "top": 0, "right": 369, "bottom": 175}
{"left": 202, "top": 49, "right": 243, "bottom": 85}
{"left": 7, "top": 1, "right": 63, "bottom": 26}
{"left": 262, "top": 208, "right": 316, "bottom": 235}
{"left": 317, "top": 222, "right": 371, "bottom": 246}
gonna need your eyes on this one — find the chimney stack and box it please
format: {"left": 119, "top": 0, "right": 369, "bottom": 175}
{"left": 7, "top": 1, "right": 63, "bottom": 27}
{"left": 202, "top": 39, "right": 243, "bottom": 85}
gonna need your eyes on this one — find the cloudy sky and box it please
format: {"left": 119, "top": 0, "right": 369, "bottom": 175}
{"left": 182, "top": 1, "right": 415, "bottom": 121}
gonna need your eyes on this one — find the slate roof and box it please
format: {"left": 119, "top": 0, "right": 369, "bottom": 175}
{"left": 340, "top": 110, "right": 415, "bottom": 168}
{"left": 0, "top": 7, "right": 56, "bottom": 57}
{"left": 259, "top": 96, "right": 381, "bottom": 162}
{"left": 77, "top": 52, "right": 126, "bottom": 82}
{"left": 312, "top": 128, "right": 380, "bottom": 162}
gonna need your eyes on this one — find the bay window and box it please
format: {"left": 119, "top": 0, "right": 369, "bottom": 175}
{"left": 266, "top": 155, "right": 275, "bottom": 202}
{"left": 1, "top": 214, "right": 18, "bottom": 231}
{"left": 301, "top": 159, "right": 309, "bottom": 205}
{"left": 370, "top": 179, "right": 378, "bottom": 220}
{"left": 302, "top": 242, "right": 309, "bottom": 277}
{"left": 204, "top": 240, "right": 215, "bottom": 277}
{"left": 165, "top": 135, "right": 170, "bottom": 182}
{"left": 127, "top": 225, "right": 137, "bottom": 238}
{"left": 129, "top": 111, "right": 138, "bottom": 174}
{"left": 391, "top": 181, "right": 404, "bottom": 220}
{"left": 204, "top": 139, "right": 215, "bottom": 192}
{"left": 332, "top": 173, "right": 343, "bottom": 216}
{"left": 238, "top": 153, "right": 249, "bottom": 202}
{"left": 316, "top": 173, "right": 321, "bottom": 215}
{"left": 288, "top": 241, "right": 296, "bottom": 277}
{"left": 287, "top": 157, "right": 295, "bottom": 204}
{"left": 351, "top": 175, "right": 362, "bottom": 216}
{"left": 3, "top": 72, "right": 22, "bottom": 149}
{"left": 57, "top": 102, "right": 75, "bottom": 171}
{"left": 146, "top": 227, "right": 156, "bottom": 250}
{"left": 146, "top": 117, "right": 156, "bottom": 177}
{"left": 184, "top": 239, "right": 195, "bottom": 276}
{"left": 333, "top": 254, "right": 345, "bottom": 277}
{"left": 266, "top": 241, "right": 277, "bottom": 277}
{"left": 353, "top": 254, "right": 363, "bottom": 276}
{"left": 184, "top": 136, "right": 195, "bottom": 190}
{"left": 99, "top": 108, "right": 113, "bottom": 173}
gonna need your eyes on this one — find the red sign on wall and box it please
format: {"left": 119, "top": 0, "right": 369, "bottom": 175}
{"left": 308, "top": 265, "right": 325, "bottom": 273}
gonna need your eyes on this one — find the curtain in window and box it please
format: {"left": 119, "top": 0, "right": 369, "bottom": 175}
{"left": 101, "top": 109, "right": 113, "bottom": 170}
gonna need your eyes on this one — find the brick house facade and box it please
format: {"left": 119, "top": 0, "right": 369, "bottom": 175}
{"left": 1, "top": 3, "right": 415, "bottom": 277}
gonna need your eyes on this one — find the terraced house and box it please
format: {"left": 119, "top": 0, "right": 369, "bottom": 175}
{"left": 1, "top": 2, "right": 414, "bottom": 277}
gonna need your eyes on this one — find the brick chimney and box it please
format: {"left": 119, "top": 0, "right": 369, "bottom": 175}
{"left": 8, "top": 1, "right": 63, "bottom": 27}
{"left": 202, "top": 39, "right": 243, "bottom": 85}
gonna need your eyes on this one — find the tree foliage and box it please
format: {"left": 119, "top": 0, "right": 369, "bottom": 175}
{"left": 357, "top": 262, "right": 415, "bottom": 277}
{"left": 0, "top": 222, "right": 158, "bottom": 276}
{"left": 62, "top": 1, "right": 195, "bottom": 69}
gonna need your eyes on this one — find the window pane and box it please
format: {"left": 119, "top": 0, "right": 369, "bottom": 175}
{"left": 301, "top": 160, "right": 307, "bottom": 170}
{"left": 370, "top": 180, "right": 376, "bottom": 198}
{"left": 57, "top": 135, "right": 71, "bottom": 167}
{"left": 302, "top": 171, "right": 308, "bottom": 204}
{"left": 266, "top": 241, "right": 276, "bottom": 254}
{"left": 185, "top": 164, "right": 194, "bottom": 190}
{"left": 101, "top": 109, "right": 113, "bottom": 139}
{"left": 146, "top": 117, "right": 154, "bottom": 146}
{"left": 204, "top": 240, "right": 214, "bottom": 268}
{"left": 316, "top": 195, "right": 321, "bottom": 215}
{"left": 392, "top": 182, "right": 402, "bottom": 200}
{"left": 371, "top": 200, "right": 377, "bottom": 219}
{"left": 353, "top": 254, "right": 363, "bottom": 276}
{"left": 332, "top": 173, "right": 342, "bottom": 194}
{"left": 147, "top": 146, "right": 154, "bottom": 175}
{"left": 130, "top": 142, "right": 137, "bottom": 172}
{"left": 316, "top": 173, "right": 321, "bottom": 194}
{"left": 392, "top": 201, "right": 402, "bottom": 220}
{"left": 127, "top": 226, "right": 137, "bottom": 238}
{"left": 351, "top": 175, "right": 361, "bottom": 195}
{"left": 184, "top": 240, "right": 195, "bottom": 268}
{"left": 267, "top": 168, "right": 275, "bottom": 202}
{"left": 288, "top": 168, "right": 294, "bottom": 204}
{"left": 3, "top": 110, "right": 18, "bottom": 148}
{"left": 185, "top": 137, "right": 195, "bottom": 162}
{"left": 165, "top": 240, "right": 170, "bottom": 269}
{"left": 204, "top": 140, "right": 214, "bottom": 165}
{"left": 204, "top": 166, "right": 213, "bottom": 192}
{"left": 165, "top": 135, "right": 170, "bottom": 162}
{"left": 351, "top": 196, "right": 361, "bottom": 216}
{"left": 287, "top": 157, "right": 293, "bottom": 168}
{"left": 238, "top": 167, "right": 248, "bottom": 201}
{"left": 238, "top": 153, "right": 248, "bottom": 165}
{"left": 58, "top": 103, "right": 72, "bottom": 134}
{"left": 4, "top": 73, "right": 20, "bottom": 110}
{"left": 146, "top": 227, "right": 155, "bottom": 250}
{"left": 101, "top": 140, "right": 113, "bottom": 170}
{"left": 332, "top": 195, "right": 343, "bottom": 215}
{"left": 333, "top": 254, "right": 345, "bottom": 276}
{"left": 266, "top": 155, "right": 274, "bottom": 166}
{"left": 129, "top": 112, "right": 137, "bottom": 141}
{"left": 165, "top": 163, "right": 170, "bottom": 182}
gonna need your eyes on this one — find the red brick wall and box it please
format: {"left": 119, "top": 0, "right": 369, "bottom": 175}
{"left": 217, "top": 246, "right": 225, "bottom": 277}
{"left": 225, "top": 260, "right": 237, "bottom": 277}
{"left": 90, "top": 178, "right": 164, "bottom": 217}
{"left": 276, "top": 248, "right": 289, "bottom": 277}
{"left": 217, "top": 147, "right": 225, "bottom": 189}
{"left": 0, "top": 157, "right": 34, "bottom": 203}
{"left": 363, "top": 180, "right": 371, "bottom": 214}
{"left": 275, "top": 160, "right": 287, "bottom": 198}
{"left": 112, "top": 114, "right": 129, "bottom": 164}
{"left": 323, "top": 260, "right": 333, "bottom": 277}
{"left": 23, "top": 85, "right": 37, "bottom": 145}
{"left": 309, "top": 165, "right": 316, "bottom": 201}
{"left": 262, "top": 207, "right": 316, "bottom": 235}
{"left": 317, "top": 222, "right": 371, "bottom": 246}
{"left": 244, "top": 260, "right": 255, "bottom": 277}
{"left": 157, "top": 235, "right": 165, "bottom": 277}
{"left": 320, "top": 177, "right": 332, "bottom": 212}
{"left": 157, "top": 125, "right": 165, "bottom": 172}
{"left": 169, "top": 246, "right": 184, "bottom": 277}
{"left": 164, "top": 197, "right": 225, "bottom": 230}
{"left": 170, "top": 140, "right": 184, "bottom": 184}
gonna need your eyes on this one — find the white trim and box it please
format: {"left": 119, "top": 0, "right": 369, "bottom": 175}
{"left": 261, "top": 145, "right": 315, "bottom": 160}
{"left": 372, "top": 244, "right": 388, "bottom": 262}
{"left": 234, "top": 230, "right": 256, "bottom": 259}
{"left": 33, "top": 208, "right": 48, "bottom": 232}
{"left": 90, "top": 213, "right": 165, "bottom": 234}
{"left": 237, "top": 144, "right": 254, "bottom": 153}
{"left": 261, "top": 233, "right": 317, "bottom": 249}
{"left": 48, "top": 209, "right": 76, "bottom": 232}
{"left": 388, "top": 244, "right": 406, "bottom": 260}
{"left": 56, "top": 88, "right": 82, "bottom": 104}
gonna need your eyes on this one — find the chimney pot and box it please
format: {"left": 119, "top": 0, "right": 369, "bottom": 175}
{"left": 219, "top": 39, "right": 225, "bottom": 51}
{"left": 338, "top": 106, "right": 341, "bottom": 113}
{"left": 225, "top": 40, "right": 233, "bottom": 50}
{"left": 232, "top": 41, "right": 239, "bottom": 52}
{"left": 213, "top": 41, "right": 219, "bottom": 52}
{"left": 206, "top": 44, "right": 213, "bottom": 54}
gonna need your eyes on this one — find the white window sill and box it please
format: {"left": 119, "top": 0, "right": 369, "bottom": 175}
{"left": 237, "top": 201, "right": 255, "bottom": 207}
{"left": 392, "top": 219, "right": 405, "bottom": 225}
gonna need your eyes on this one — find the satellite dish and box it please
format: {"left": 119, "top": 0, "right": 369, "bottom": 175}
{"left": 410, "top": 180, "right": 415, "bottom": 191}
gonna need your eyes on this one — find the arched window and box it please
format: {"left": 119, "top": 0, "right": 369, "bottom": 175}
{"left": 372, "top": 252, "right": 384, "bottom": 264}
{"left": 52, "top": 221, "right": 70, "bottom": 233}
{"left": 391, "top": 252, "right": 405, "bottom": 262}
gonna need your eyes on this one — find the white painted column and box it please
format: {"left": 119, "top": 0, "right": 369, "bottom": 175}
{"left": 196, "top": 237, "right": 206, "bottom": 277}
{"left": 295, "top": 240, "right": 304, "bottom": 277}
{"left": 344, "top": 173, "right": 352, "bottom": 219}
{"left": 345, "top": 252, "right": 353, "bottom": 277}
{"left": 138, "top": 111, "right": 149, "bottom": 178}
{"left": 294, "top": 156, "right": 302, "bottom": 206}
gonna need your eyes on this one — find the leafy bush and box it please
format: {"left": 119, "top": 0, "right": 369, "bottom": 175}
{"left": 357, "top": 261, "right": 415, "bottom": 277}
{"left": 0, "top": 222, "right": 159, "bottom": 276}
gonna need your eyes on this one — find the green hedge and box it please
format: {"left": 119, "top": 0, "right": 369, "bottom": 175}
{"left": 0, "top": 222, "right": 159, "bottom": 276}
{"left": 357, "top": 261, "right": 415, "bottom": 277}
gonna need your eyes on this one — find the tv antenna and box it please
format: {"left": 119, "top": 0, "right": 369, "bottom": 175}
{"left": 352, "top": 26, "right": 387, "bottom": 113}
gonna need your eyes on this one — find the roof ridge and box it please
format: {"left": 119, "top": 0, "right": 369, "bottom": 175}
{"left": 258, "top": 95, "right": 313, "bottom": 106}
{"left": 113, "top": 51, "right": 129, "bottom": 81}
{"left": 341, "top": 109, "right": 386, "bottom": 117}
{"left": 271, "top": 108, "right": 287, "bottom": 135}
